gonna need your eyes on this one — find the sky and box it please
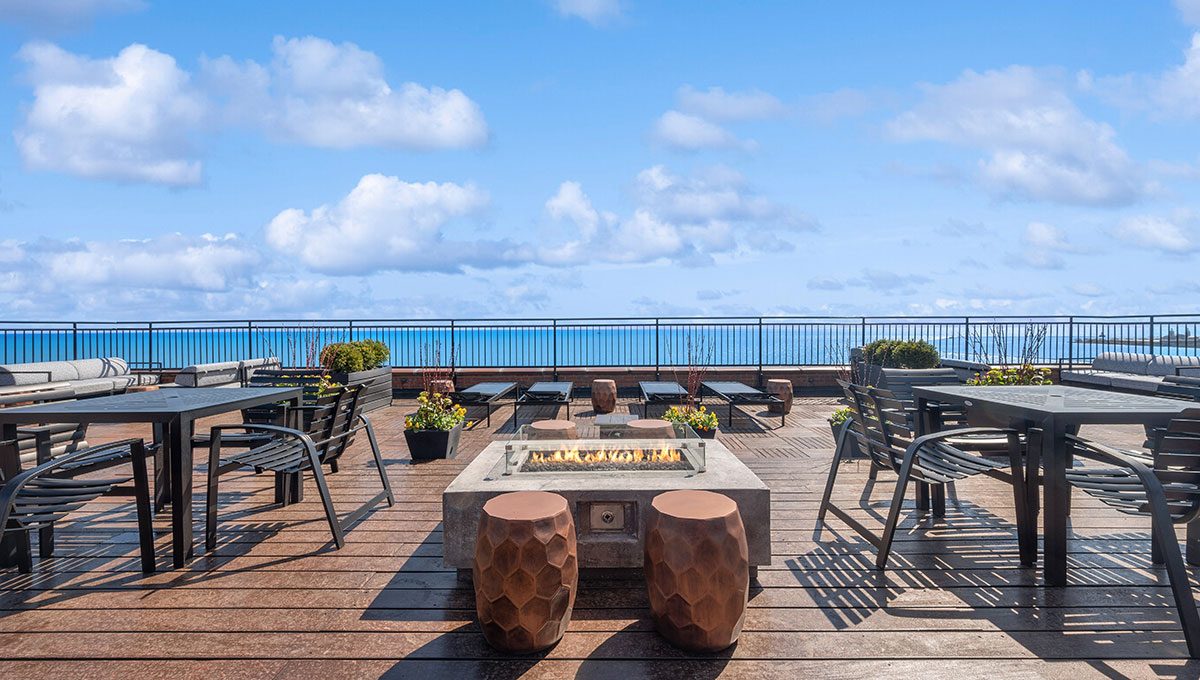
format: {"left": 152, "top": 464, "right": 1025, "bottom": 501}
{"left": 1, "top": 0, "right": 1199, "bottom": 321}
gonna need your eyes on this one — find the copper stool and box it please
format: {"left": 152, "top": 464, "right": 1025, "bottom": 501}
{"left": 526, "top": 419, "right": 579, "bottom": 440}
{"left": 644, "top": 489, "right": 749, "bottom": 652}
{"left": 591, "top": 379, "right": 617, "bottom": 414}
{"left": 625, "top": 418, "right": 675, "bottom": 438}
{"left": 474, "top": 491, "right": 578, "bottom": 653}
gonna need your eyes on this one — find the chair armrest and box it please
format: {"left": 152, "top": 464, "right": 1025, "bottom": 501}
{"left": 0, "top": 439, "right": 144, "bottom": 515}
{"left": 1065, "top": 434, "right": 1157, "bottom": 472}
{"left": 208, "top": 423, "right": 317, "bottom": 455}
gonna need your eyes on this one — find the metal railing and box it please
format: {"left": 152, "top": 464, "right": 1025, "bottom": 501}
{"left": 0, "top": 315, "right": 1197, "bottom": 371}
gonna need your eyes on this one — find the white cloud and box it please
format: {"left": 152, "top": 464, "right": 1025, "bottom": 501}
{"left": 14, "top": 42, "right": 207, "bottom": 186}
{"left": 538, "top": 165, "right": 805, "bottom": 266}
{"left": 1019, "top": 221, "right": 1073, "bottom": 269}
{"left": 204, "top": 36, "right": 488, "bottom": 149}
{"left": 0, "top": 0, "right": 144, "bottom": 30}
{"left": 1092, "top": 33, "right": 1200, "bottom": 120}
{"left": 652, "top": 111, "right": 747, "bottom": 151}
{"left": 799, "top": 88, "right": 874, "bottom": 124}
{"left": 266, "top": 173, "right": 527, "bottom": 275}
{"left": 552, "top": 0, "right": 622, "bottom": 25}
{"left": 888, "top": 66, "right": 1147, "bottom": 206}
{"left": 676, "top": 85, "right": 786, "bottom": 121}
{"left": 44, "top": 233, "right": 259, "bottom": 291}
{"left": 1178, "top": 0, "right": 1200, "bottom": 25}
{"left": 1113, "top": 215, "right": 1196, "bottom": 253}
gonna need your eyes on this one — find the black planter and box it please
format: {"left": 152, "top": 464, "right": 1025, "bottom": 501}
{"left": 696, "top": 427, "right": 718, "bottom": 440}
{"left": 404, "top": 422, "right": 463, "bottom": 460}
{"left": 327, "top": 365, "right": 392, "bottom": 413}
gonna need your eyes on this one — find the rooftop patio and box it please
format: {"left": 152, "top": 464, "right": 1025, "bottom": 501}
{"left": 0, "top": 396, "right": 1196, "bottom": 678}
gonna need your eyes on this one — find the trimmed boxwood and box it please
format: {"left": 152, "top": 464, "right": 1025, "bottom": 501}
{"left": 860, "top": 339, "right": 940, "bottom": 369}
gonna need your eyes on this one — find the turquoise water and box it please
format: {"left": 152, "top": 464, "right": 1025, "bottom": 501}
{"left": 0, "top": 321, "right": 1192, "bottom": 369}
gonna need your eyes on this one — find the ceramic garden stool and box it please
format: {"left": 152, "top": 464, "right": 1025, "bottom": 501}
{"left": 766, "top": 379, "right": 792, "bottom": 415}
{"left": 428, "top": 379, "right": 455, "bottom": 396}
{"left": 644, "top": 489, "right": 749, "bottom": 652}
{"left": 626, "top": 418, "right": 675, "bottom": 439}
{"left": 591, "top": 379, "right": 617, "bottom": 414}
{"left": 473, "top": 491, "right": 578, "bottom": 653}
{"left": 527, "top": 420, "right": 579, "bottom": 440}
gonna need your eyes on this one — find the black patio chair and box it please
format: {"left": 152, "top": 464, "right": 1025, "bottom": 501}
{"left": 1056, "top": 411, "right": 1200, "bottom": 658}
{"left": 0, "top": 438, "right": 154, "bottom": 573}
{"left": 818, "top": 381, "right": 1032, "bottom": 570}
{"left": 204, "top": 384, "right": 394, "bottom": 552}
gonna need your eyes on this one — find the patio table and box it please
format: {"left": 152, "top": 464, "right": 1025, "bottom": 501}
{"left": 912, "top": 384, "right": 1192, "bottom": 586}
{"left": 0, "top": 386, "right": 302, "bottom": 569}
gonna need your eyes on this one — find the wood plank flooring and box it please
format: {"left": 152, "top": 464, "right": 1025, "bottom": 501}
{"left": 1, "top": 397, "right": 1198, "bottom": 678}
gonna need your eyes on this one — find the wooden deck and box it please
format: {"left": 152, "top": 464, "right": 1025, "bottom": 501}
{"left": 1, "top": 397, "right": 1199, "bottom": 678}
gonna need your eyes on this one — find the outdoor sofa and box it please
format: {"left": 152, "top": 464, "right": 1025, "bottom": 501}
{"left": 0, "top": 357, "right": 158, "bottom": 397}
{"left": 169, "top": 357, "right": 280, "bottom": 388}
{"left": 1060, "top": 352, "right": 1200, "bottom": 396}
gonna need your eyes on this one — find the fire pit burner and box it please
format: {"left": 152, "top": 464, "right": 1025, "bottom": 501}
{"left": 522, "top": 445, "right": 693, "bottom": 473}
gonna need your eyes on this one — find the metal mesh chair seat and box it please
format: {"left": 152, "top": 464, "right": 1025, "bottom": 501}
{"left": 224, "top": 439, "right": 313, "bottom": 475}
{"left": 1, "top": 439, "right": 154, "bottom": 574}
{"left": 1053, "top": 410, "right": 1200, "bottom": 658}
{"left": 819, "top": 381, "right": 1033, "bottom": 571}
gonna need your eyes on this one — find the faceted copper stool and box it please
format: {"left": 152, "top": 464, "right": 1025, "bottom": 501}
{"left": 626, "top": 418, "right": 675, "bottom": 438}
{"left": 766, "top": 379, "right": 792, "bottom": 415}
{"left": 591, "top": 379, "right": 617, "bottom": 414}
{"left": 527, "top": 419, "right": 579, "bottom": 440}
{"left": 429, "top": 379, "right": 455, "bottom": 396}
{"left": 644, "top": 489, "right": 749, "bottom": 652}
{"left": 474, "top": 491, "right": 578, "bottom": 653}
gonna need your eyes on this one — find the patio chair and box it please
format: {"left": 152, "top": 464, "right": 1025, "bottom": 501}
{"left": 1056, "top": 412, "right": 1200, "bottom": 658}
{"left": 204, "top": 384, "right": 394, "bottom": 552}
{"left": 1, "top": 438, "right": 154, "bottom": 573}
{"left": 818, "top": 381, "right": 1032, "bottom": 570}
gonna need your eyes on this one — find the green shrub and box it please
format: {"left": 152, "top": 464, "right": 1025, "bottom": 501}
{"left": 829, "top": 407, "right": 852, "bottom": 427}
{"left": 861, "top": 339, "right": 940, "bottom": 369}
{"left": 320, "top": 340, "right": 391, "bottom": 373}
{"left": 968, "top": 365, "right": 1051, "bottom": 386}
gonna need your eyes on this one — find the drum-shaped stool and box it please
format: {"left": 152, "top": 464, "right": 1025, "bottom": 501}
{"left": 766, "top": 379, "right": 792, "bottom": 415}
{"left": 428, "top": 379, "right": 455, "bottom": 396}
{"left": 527, "top": 420, "right": 579, "bottom": 440}
{"left": 644, "top": 489, "right": 749, "bottom": 652}
{"left": 625, "top": 418, "right": 675, "bottom": 438}
{"left": 591, "top": 379, "right": 617, "bottom": 414}
{"left": 474, "top": 491, "right": 578, "bottom": 653}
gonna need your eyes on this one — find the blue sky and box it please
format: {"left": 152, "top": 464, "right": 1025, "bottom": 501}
{"left": 1, "top": 0, "right": 1199, "bottom": 320}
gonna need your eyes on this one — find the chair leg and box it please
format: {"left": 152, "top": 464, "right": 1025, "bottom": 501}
{"left": 931, "top": 484, "right": 946, "bottom": 518}
{"left": 307, "top": 449, "right": 345, "bottom": 549}
{"left": 817, "top": 422, "right": 850, "bottom": 523}
{"left": 1146, "top": 488, "right": 1200, "bottom": 657}
{"left": 15, "top": 531, "right": 32, "bottom": 574}
{"left": 37, "top": 526, "right": 54, "bottom": 560}
{"left": 1152, "top": 512, "right": 1166, "bottom": 565}
{"left": 205, "top": 436, "right": 222, "bottom": 553}
{"left": 876, "top": 453, "right": 918, "bottom": 570}
{"left": 129, "top": 441, "right": 156, "bottom": 574}
{"left": 1004, "top": 433, "right": 1035, "bottom": 567}
{"left": 362, "top": 415, "right": 394, "bottom": 506}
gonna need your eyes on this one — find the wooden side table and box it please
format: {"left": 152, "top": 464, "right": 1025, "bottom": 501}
{"left": 766, "top": 379, "right": 792, "bottom": 414}
{"left": 645, "top": 489, "right": 749, "bottom": 652}
{"left": 474, "top": 491, "right": 578, "bottom": 653}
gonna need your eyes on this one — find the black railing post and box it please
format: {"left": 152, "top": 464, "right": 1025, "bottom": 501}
{"left": 1067, "top": 317, "right": 1075, "bottom": 369}
{"left": 348, "top": 320, "right": 355, "bottom": 342}
{"left": 552, "top": 319, "right": 558, "bottom": 381}
{"left": 148, "top": 322, "right": 155, "bottom": 372}
{"left": 757, "top": 317, "right": 764, "bottom": 387}
{"left": 1149, "top": 315, "right": 1156, "bottom": 356}
{"left": 859, "top": 317, "right": 866, "bottom": 348}
{"left": 963, "top": 317, "right": 970, "bottom": 360}
{"left": 246, "top": 321, "right": 253, "bottom": 364}
{"left": 449, "top": 321, "right": 456, "bottom": 379}
{"left": 655, "top": 318, "right": 661, "bottom": 380}
{"left": 72, "top": 322, "right": 78, "bottom": 360}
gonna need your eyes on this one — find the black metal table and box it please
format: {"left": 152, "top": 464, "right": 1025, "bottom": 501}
{"left": 639, "top": 381, "right": 688, "bottom": 417}
{"left": 0, "top": 387, "right": 302, "bottom": 569}
{"left": 700, "top": 381, "right": 785, "bottom": 426}
{"left": 912, "top": 384, "right": 1192, "bottom": 586}
{"left": 514, "top": 382, "right": 573, "bottom": 425}
{"left": 451, "top": 382, "right": 518, "bottom": 426}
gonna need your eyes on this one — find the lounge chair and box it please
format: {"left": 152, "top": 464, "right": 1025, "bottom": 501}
{"left": 451, "top": 381, "right": 518, "bottom": 426}
{"left": 639, "top": 381, "right": 689, "bottom": 417}
{"left": 515, "top": 382, "right": 573, "bottom": 426}
{"left": 699, "top": 381, "right": 785, "bottom": 426}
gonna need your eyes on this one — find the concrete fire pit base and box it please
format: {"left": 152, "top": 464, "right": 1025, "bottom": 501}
{"left": 442, "top": 439, "right": 770, "bottom": 572}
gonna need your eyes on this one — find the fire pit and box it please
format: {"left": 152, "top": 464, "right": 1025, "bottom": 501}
{"left": 443, "top": 423, "right": 769, "bottom": 573}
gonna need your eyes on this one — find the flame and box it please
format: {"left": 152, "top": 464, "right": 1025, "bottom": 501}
{"left": 528, "top": 445, "right": 683, "bottom": 466}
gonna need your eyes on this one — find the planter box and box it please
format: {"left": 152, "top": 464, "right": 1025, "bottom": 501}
{"left": 405, "top": 422, "right": 463, "bottom": 460}
{"left": 696, "top": 427, "right": 718, "bottom": 440}
{"left": 327, "top": 365, "right": 392, "bottom": 413}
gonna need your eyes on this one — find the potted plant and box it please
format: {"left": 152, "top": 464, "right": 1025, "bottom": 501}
{"left": 828, "top": 406, "right": 852, "bottom": 444}
{"left": 854, "top": 339, "right": 940, "bottom": 385}
{"left": 404, "top": 391, "right": 468, "bottom": 460}
{"left": 662, "top": 405, "right": 719, "bottom": 439}
{"left": 320, "top": 340, "right": 393, "bottom": 413}
{"left": 964, "top": 364, "right": 1053, "bottom": 427}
